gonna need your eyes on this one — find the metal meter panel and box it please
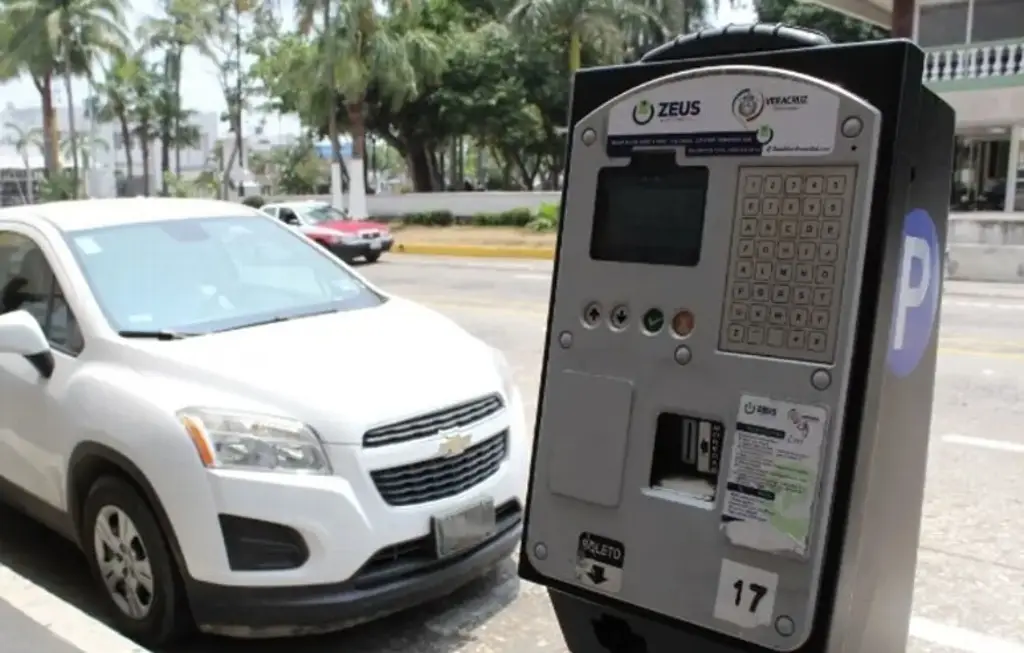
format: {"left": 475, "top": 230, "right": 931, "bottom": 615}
{"left": 524, "top": 65, "right": 881, "bottom": 651}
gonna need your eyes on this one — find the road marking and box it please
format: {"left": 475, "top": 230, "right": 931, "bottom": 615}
{"left": 0, "top": 564, "right": 148, "bottom": 653}
{"left": 514, "top": 273, "right": 552, "bottom": 281}
{"left": 943, "top": 299, "right": 1024, "bottom": 311}
{"left": 910, "top": 616, "right": 1024, "bottom": 653}
{"left": 942, "top": 434, "right": 1024, "bottom": 454}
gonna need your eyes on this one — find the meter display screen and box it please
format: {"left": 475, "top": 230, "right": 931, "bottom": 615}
{"left": 590, "top": 166, "right": 709, "bottom": 266}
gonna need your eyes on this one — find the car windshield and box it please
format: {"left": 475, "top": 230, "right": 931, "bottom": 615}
{"left": 299, "top": 204, "right": 346, "bottom": 225}
{"left": 64, "top": 215, "right": 383, "bottom": 336}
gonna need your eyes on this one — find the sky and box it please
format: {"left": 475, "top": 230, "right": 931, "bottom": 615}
{"left": 0, "top": 0, "right": 758, "bottom": 138}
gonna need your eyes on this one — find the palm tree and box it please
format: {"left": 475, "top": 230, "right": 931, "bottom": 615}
{"left": 139, "top": 0, "right": 214, "bottom": 174}
{"left": 508, "top": 0, "right": 664, "bottom": 72}
{"left": 295, "top": 0, "right": 444, "bottom": 217}
{"left": 60, "top": 130, "right": 109, "bottom": 195}
{"left": 0, "top": 0, "right": 128, "bottom": 185}
{"left": 94, "top": 49, "right": 141, "bottom": 182}
{"left": 2, "top": 122, "right": 44, "bottom": 203}
{"left": 129, "top": 63, "right": 159, "bottom": 194}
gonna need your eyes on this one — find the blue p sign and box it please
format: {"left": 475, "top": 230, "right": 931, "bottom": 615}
{"left": 887, "top": 209, "right": 941, "bottom": 378}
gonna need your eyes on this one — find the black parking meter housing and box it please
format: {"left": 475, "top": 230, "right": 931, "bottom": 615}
{"left": 520, "top": 24, "right": 955, "bottom": 653}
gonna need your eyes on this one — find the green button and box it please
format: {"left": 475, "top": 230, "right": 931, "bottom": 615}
{"left": 642, "top": 308, "right": 664, "bottom": 334}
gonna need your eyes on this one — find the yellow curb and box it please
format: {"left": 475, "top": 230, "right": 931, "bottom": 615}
{"left": 395, "top": 242, "right": 555, "bottom": 259}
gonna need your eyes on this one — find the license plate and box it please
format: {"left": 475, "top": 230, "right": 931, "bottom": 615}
{"left": 432, "top": 499, "right": 496, "bottom": 557}
{"left": 370, "top": 240, "right": 382, "bottom": 250}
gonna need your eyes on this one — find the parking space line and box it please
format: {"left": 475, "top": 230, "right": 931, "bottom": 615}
{"left": 942, "top": 434, "right": 1024, "bottom": 454}
{"left": 0, "top": 564, "right": 148, "bottom": 653}
{"left": 911, "top": 616, "right": 1024, "bottom": 653}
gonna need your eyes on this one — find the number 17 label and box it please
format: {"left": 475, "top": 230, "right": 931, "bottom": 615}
{"left": 712, "top": 559, "right": 779, "bottom": 629}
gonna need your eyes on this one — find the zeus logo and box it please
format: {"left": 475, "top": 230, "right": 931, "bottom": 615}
{"left": 656, "top": 100, "right": 701, "bottom": 118}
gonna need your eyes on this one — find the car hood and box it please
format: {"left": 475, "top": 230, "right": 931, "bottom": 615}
{"left": 128, "top": 299, "right": 501, "bottom": 444}
{"left": 297, "top": 225, "right": 341, "bottom": 240}
{"left": 320, "top": 219, "right": 389, "bottom": 233}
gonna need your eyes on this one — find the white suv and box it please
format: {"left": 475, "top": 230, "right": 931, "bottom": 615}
{"left": 0, "top": 198, "right": 528, "bottom": 646}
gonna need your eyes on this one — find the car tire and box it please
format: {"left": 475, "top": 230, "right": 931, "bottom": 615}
{"left": 365, "top": 252, "right": 381, "bottom": 263}
{"left": 81, "top": 475, "right": 193, "bottom": 648}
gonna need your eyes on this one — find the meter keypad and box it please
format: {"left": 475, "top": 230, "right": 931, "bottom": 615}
{"left": 721, "top": 165, "right": 857, "bottom": 364}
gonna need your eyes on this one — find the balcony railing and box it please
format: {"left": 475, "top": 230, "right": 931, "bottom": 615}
{"left": 924, "top": 38, "right": 1024, "bottom": 84}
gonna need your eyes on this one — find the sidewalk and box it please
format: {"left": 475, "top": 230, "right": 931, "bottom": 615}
{"left": 944, "top": 280, "right": 1024, "bottom": 301}
{"left": 0, "top": 597, "right": 89, "bottom": 653}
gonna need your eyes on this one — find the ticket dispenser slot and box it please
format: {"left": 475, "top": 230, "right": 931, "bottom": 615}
{"left": 521, "top": 26, "right": 954, "bottom": 653}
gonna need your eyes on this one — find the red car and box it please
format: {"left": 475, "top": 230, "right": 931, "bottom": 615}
{"left": 262, "top": 201, "right": 394, "bottom": 263}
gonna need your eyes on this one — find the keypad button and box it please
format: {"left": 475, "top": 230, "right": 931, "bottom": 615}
{"left": 738, "top": 240, "right": 755, "bottom": 258}
{"left": 777, "top": 242, "right": 795, "bottom": 260}
{"left": 743, "top": 176, "right": 763, "bottom": 195}
{"left": 769, "top": 306, "right": 787, "bottom": 325}
{"left": 758, "top": 219, "right": 778, "bottom": 237}
{"left": 752, "top": 284, "right": 771, "bottom": 302}
{"left": 771, "top": 285, "right": 791, "bottom": 303}
{"left": 784, "top": 176, "right": 802, "bottom": 194}
{"left": 729, "top": 303, "right": 749, "bottom": 321}
{"left": 825, "top": 176, "right": 846, "bottom": 194}
{"left": 796, "top": 264, "right": 814, "bottom": 283}
{"left": 750, "top": 305, "right": 767, "bottom": 323}
{"left": 813, "top": 288, "right": 833, "bottom": 306}
{"left": 736, "top": 260, "right": 754, "bottom": 278}
{"left": 733, "top": 283, "right": 751, "bottom": 300}
{"left": 810, "top": 309, "right": 829, "bottom": 329}
{"left": 808, "top": 331, "right": 827, "bottom": 352}
{"left": 743, "top": 198, "right": 760, "bottom": 216}
{"left": 756, "top": 241, "right": 775, "bottom": 259}
{"left": 762, "top": 198, "right": 780, "bottom": 216}
{"left": 822, "top": 221, "right": 841, "bottom": 240}
{"left": 793, "top": 286, "right": 812, "bottom": 305}
{"left": 790, "top": 308, "right": 809, "bottom": 328}
{"left": 802, "top": 197, "right": 822, "bottom": 217}
{"left": 780, "top": 219, "right": 798, "bottom": 238}
{"left": 805, "top": 176, "right": 824, "bottom": 194}
{"left": 800, "top": 220, "right": 820, "bottom": 239}
{"left": 747, "top": 326, "right": 765, "bottom": 345}
{"left": 767, "top": 327, "right": 786, "bottom": 347}
{"left": 764, "top": 176, "right": 783, "bottom": 194}
{"left": 824, "top": 198, "right": 844, "bottom": 217}
{"left": 819, "top": 243, "right": 838, "bottom": 262}
{"left": 775, "top": 264, "right": 793, "bottom": 282}
{"left": 782, "top": 198, "right": 801, "bottom": 216}
{"left": 740, "top": 218, "right": 757, "bottom": 236}
{"left": 815, "top": 265, "right": 835, "bottom": 285}
{"left": 728, "top": 324, "right": 745, "bottom": 342}
{"left": 755, "top": 262, "right": 773, "bottom": 281}
{"left": 788, "top": 330, "right": 807, "bottom": 349}
{"left": 798, "top": 242, "right": 817, "bottom": 261}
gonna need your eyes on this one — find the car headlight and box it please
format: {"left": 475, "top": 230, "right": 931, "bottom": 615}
{"left": 491, "top": 348, "right": 517, "bottom": 402}
{"left": 178, "top": 408, "right": 332, "bottom": 475}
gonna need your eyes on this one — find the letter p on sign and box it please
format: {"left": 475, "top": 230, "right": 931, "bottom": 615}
{"left": 887, "top": 209, "right": 940, "bottom": 378}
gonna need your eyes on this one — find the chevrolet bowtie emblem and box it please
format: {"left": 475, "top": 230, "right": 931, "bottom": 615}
{"left": 438, "top": 432, "right": 472, "bottom": 457}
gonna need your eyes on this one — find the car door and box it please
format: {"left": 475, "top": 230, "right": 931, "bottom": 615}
{"left": 0, "top": 227, "right": 84, "bottom": 510}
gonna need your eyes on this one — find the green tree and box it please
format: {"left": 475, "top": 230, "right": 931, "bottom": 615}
{"left": 754, "top": 0, "right": 886, "bottom": 42}
{"left": 2, "top": 122, "right": 43, "bottom": 202}
{"left": 94, "top": 50, "right": 143, "bottom": 181}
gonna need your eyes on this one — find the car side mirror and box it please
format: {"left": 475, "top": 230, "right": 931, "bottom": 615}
{"left": 0, "top": 310, "right": 54, "bottom": 378}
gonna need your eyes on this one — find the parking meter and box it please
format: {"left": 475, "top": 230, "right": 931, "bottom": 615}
{"left": 520, "top": 25, "right": 954, "bottom": 653}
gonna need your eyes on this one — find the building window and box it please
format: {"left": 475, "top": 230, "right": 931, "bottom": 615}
{"left": 971, "top": 0, "right": 1024, "bottom": 43}
{"left": 918, "top": 0, "right": 970, "bottom": 46}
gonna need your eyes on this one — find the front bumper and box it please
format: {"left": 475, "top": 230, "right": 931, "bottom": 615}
{"left": 325, "top": 237, "right": 393, "bottom": 260}
{"left": 186, "top": 507, "right": 522, "bottom": 637}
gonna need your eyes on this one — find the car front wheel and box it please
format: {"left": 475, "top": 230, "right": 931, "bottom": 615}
{"left": 365, "top": 252, "right": 381, "bottom": 263}
{"left": 81, "top": 475, "right": 193, "bottom": 647}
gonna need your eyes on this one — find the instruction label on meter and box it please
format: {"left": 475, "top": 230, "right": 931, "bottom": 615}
{"left": 721, "top": 395, "right": 829, "bottom": 557}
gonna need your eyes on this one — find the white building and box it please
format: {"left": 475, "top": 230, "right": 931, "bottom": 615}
{"left": 806, "top": 0, "right": 1024, "bottom": 212}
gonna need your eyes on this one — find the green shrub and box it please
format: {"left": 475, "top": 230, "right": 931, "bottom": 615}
{"left": 498, "top": 208, "right": 532, "bottom": 227}
{"left": 388, "top": 205, "right": 561, "bottom": 228}
{"left": 241, "top": 195, "right": 266, "bottom": 208}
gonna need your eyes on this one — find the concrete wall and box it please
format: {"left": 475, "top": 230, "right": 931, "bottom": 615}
{"left": 267, "top": 192, "right": 562, "bottom": 218}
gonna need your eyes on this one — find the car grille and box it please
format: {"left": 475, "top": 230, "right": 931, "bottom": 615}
{"left": 362, "top": 393, "right": 504, "bottom": 447}
{"left": 360, "top": 230, "right": 380, "bottom": 239}
{"left": 371, "top": 431, "right": 508, "bottom": 506}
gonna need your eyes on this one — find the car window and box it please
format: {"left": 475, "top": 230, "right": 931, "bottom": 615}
{"left": 278, "top": 208, "right": 299, "bottom": 224}
{"left": 0, "top": 232, "right": 83, "bottom": 355}
{"left": 301, "top": 204, "right": 346, "bottom": 225}
{"left": 263, "top": 206, "right": 279, "bottom": 218}
{"left": 64, "top": 216, "right": 383, "bottom": 336}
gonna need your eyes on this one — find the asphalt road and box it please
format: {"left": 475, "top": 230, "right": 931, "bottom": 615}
{"left": 3, "top": 255, "right": 1024, "bottom": 653}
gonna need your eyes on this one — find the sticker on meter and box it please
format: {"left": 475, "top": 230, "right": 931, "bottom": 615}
{"left": 720, "top": 395, "right": 829, "bottom": 557}
{"left": 712, "top": 558, "right": 779, "bottom": 629}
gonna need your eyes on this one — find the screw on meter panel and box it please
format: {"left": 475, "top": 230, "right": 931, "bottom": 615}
{"left": 642, "top": 308, "right": 665, "bottom": 335}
